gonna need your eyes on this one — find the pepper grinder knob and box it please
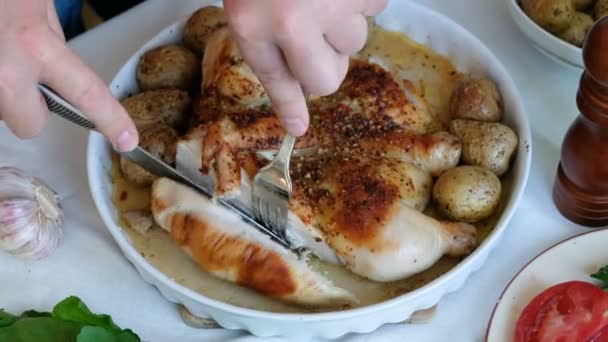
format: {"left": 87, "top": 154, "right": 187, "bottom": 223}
{"left": 553, "top": 17, "right": 608, "bottom": 227}
{"left": 584, "top": 18, "right": 608, "bottom": 86}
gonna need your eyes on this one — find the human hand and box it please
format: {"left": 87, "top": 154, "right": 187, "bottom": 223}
{"left": 0, "top": 0, "right": 138, "bottom": 151}
{"left": 223, "top": 0, "right": 388, "bottom": 136}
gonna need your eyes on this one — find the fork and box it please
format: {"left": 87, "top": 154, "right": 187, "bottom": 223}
{"left": 251, "top": 132, "right": 297, "bottom": 242}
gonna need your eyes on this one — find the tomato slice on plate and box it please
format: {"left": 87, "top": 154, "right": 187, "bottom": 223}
{"left": 515, "top": 281, "right": 608, "bottom": 342}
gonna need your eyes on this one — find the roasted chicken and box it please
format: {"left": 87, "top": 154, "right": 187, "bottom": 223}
{"left": 169, "top": 25, "right": 477, "bottom": 284}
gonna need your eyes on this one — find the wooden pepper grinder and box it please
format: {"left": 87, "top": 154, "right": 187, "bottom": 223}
{"left": 553, "top": 16, "right": 608, "bottom": 227}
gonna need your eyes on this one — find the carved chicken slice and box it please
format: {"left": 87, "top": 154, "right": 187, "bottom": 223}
{"left": 290, "top": 154, "right": 477, "bottom": 282}
{"left": 179, "top": 110, "right": 317, "bottom": 199}
{"left": 150, "top": 177, "right": 357, "bottom": 307}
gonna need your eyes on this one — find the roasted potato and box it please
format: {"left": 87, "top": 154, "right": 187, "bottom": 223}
{"left": 121, "top": 89, "right": 191, "bottom": 129}
{"left": 449, "top": 119, "right": 518, "bottom": 177}
{"left": 137, "top": 44, "right": 201, "bottom": 91}
{"left": 433, "top": 166, "right": 502, "bottom": 222}
{"left": 183, "top": 6, "right": 228, "bottom": 55}
{"left": 120, "top": 124, "right": 178, "bottom": 185}
{"left": 449, "top": 77, "right": 502, "bottom": 122}
{"left": 559, "top": 12, "right": 595, "bottom": 47}
{"left": 521, "top": 0, "right": 575, "bottom": 33}
{"left": 572, "top": 0, "right": 594, "bottom": 10}
{"left": 596, "top": 0, "right": 608, "bottom": 20}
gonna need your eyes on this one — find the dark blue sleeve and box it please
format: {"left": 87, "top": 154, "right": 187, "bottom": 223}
{"left": 54, "top": 0, "right": 84, "bottom": 39}
{"left": 53, "top": 0, "right": 146, "bottom": 39}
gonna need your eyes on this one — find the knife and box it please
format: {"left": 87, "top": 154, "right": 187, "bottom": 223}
{"left": 37, "top": 84, "right": 299, "bottom": 252}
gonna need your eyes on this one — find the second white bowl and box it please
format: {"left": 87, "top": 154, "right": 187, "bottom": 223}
{"left": 507, "top": 0, "right": 584, "bottom": 69}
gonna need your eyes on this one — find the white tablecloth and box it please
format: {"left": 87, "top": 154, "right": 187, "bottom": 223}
{"left": 0, "top": 0, "right": 591, "bottom": 341}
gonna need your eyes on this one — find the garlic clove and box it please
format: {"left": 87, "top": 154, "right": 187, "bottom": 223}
{"left": 0, "top": 199, "right": 39, "bottom": 250}
{"left": 0, "top": 167, "right": 63, "bottom": 260}
{"left": 12, "top": 218, "right": 62, "bottom": 260}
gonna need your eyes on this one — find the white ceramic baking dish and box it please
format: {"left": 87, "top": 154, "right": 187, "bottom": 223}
{"left": 87, "top": 0, "right": 532, "bottom": 339}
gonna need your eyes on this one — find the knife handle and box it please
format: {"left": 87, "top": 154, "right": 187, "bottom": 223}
{"left": 38, "top": 84, "right": 98, "bottom": 131}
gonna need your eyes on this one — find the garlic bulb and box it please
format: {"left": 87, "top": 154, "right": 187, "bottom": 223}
{"left": 0, "top": 167, "right": 63, "bottom": 259}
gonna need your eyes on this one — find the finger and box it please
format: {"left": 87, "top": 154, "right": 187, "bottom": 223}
{"left": 359, "top": 0, "right": 389, "bottom": 16}
{"left": 235, "top": 38, "right": 309, "bottom": 136}
{"left": 0, "top": 83, "right": 49, "bottom": 139}
{"left": 324, "top": 14, "right": 368, "bottom": 56}
{"left": 40, "top": 37, "right": 138, "bottom": 151}
{"left": 276, "top": 23, "right": 349, "bottom": 97}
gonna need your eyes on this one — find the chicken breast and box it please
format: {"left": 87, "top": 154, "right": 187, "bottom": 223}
{"left": 150, "top": 177, "right": 356, "bottom": 307}
{"left": 290, "top": 153, "right": 476, "bottom": 282}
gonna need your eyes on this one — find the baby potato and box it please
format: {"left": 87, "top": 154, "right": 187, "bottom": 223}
{"left": 137, "top": 44, "right": 201, "bottom": 91}
{"left": 120, "top": 124, "right": 178, "bottom": 185}
{"left": 522, "top": 0, "right": 575, "bottom": 33}
{"left": 596, "top": 0, "right": 608, "bottom": 20}
{"left": 572, "top": 0, "right": 594, "bottom": 10}
{"left": 558, "top": 12, "right": 595, "bottom": 47}
{"left": 121, "top": 89, "right": 191, "bottom": 129}
{"left": 183, "top": 6, "right": 228, "bottom": 55}
{"left": 433, "top": 166, "right": 502, "bottom": 222}
{"left": 449, "top": 119, "right": 518, "bottom": 177}
{"left": 449, "top": 77, "right": 502, "bottom": 122}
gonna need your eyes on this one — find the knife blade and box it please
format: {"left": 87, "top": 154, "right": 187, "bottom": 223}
{"left": 120, "top": 146, "right": 297, "bottom": 250}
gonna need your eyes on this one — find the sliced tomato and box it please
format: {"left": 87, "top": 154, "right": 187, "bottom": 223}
{"left": 591, "top": 324, "right": 608, "bottom": 342}
{"left": 515, "top": 281, "right": 608, "bottom": 342}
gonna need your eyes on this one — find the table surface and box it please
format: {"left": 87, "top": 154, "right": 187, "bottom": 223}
{"left": 0, "top": 0, "right": 591, "bottom": 341}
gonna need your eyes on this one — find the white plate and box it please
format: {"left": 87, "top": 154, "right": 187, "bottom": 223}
{"left": 486, "top": 229, "right": 608, "bottom": 341}
{"left": 87, "top": 0, "right": 532, "bottom": 339}
{"left": 506, "top": 0, "right": 584, "bottom": 69}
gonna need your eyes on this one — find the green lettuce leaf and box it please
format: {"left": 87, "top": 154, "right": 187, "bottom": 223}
{"left": 0, "top": 317, "right": 82, "bottom": 342}
{"left": 52, "top": 296, "right": 122, "bottom": 332}
{"left": 0, "top": 310, "right": 17, "bottom": 328}
{"left": 0, "top": 296, "right": 141, "bottom": 342}
{"left": 591, "top": 265, "right": 608, "bottom": 289}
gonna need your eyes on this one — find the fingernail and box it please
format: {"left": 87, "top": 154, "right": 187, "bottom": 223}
{"left": 284, "top": 117, "right": 308, "bottom": 136}
{"left": 115, "top": 129, "right": 137, "bottom": 152}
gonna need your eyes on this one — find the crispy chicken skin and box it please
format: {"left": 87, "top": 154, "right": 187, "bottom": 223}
{"left": 151, "top": 177, "right": 357, "bottom": 307}
{"left": 330, "top": 60, "right": 433, "bottom": 135}
{"left": 202, "top": 27, "right": 269, "bottom": 107}
{"left": 197, "top": 109, "right": 317, "bottom": 198}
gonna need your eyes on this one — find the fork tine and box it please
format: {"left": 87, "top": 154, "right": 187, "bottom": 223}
{"left": 251, "top": 131, "right": 297, "bottom": 247}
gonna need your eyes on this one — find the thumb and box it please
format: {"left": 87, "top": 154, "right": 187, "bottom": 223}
{"left": 40, "top": 36, "right": 139, "bottom": 151}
